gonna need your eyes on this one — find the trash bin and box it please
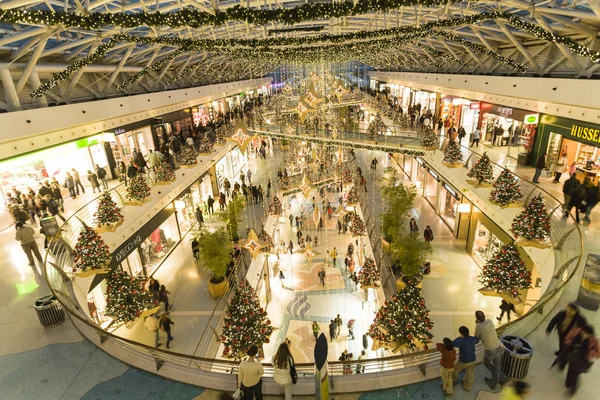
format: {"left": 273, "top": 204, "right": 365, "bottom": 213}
{"left": 34, "top": 295, "right": 65, "bottom": 328}
{"left": 500, "top": 335, "right": 533, "bottom": 380}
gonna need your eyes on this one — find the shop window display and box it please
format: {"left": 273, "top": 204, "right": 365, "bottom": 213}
{"left": 440, "top": 183, "right": 459, "bottom": 232}
{"left": 135, "top": 213, "right": 180, "bottom": 278}
{"left": 424, "top": 169, "right": 439, "bottom": 207}
{"left": 472, "top": 220, "right": 502, "bottom": 267}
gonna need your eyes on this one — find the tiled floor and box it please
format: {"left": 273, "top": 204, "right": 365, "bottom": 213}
{"left": 1, "top": 128, "right": 599, "bottom": 399}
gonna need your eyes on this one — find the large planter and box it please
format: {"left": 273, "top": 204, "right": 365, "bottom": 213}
{"left": 443, "top": 162, "right": 464, "bottom": 168}
{"left": 180, "top": 163, "right": 197, "bottom": 169}
{"left": 124, "top": 197, "right": 152, "bottom": 206}
{"left": 95, "top": 220, "right": 123, "bottom": 234}
{"left": 207, "top": 278, "right": 230, "bottom": 298}
{"left": 515, "top": 238, "right": 552, "bottom": 249}
{"left": 155, "top": 180, "right": 174, "bottom": 186}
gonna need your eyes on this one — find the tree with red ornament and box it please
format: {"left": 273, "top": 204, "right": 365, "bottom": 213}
{"left": 72, "top": 225, "right": 111, "bottom": 271}
{"left": 105, "top": 270, "right": 150, "bottom": 324}
{"left": 479, "top": 242, "right": 532, "bottom": 298}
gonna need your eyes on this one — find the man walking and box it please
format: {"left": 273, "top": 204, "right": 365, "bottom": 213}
{"left": 144, "top": 314, "right": 161, "bottom": 348}
{"left": 335, "top": 314, "right": 342, "bottom": 337}
{"left": 470, "top": 127, "right": 480, "bottom": 147}
{"left": 206, "top": 195, "right": 215, "bottom": 214}
{"left": 475, "top": 311, "right": 509, "bottom": 390}
{"left": 71, "top": 168, "right": 85, "bottom": 195}
{"left": 329, "top": 320, "right": 336, "bottom": 341}
{"left": 453, "top": 326, "right": 480, "bottom": 392}
{"left": 562, "top": 174, "right": 578, "bottom": 211}
{"left": 532, "top": 153, "right": 546, "bottom": 184}
{"left": 15, "top": 222, "right": 43, "bottom": 266}
{"left": 331, "top": 247, "right": 338, "bottom": 268}
{"left": 96, "top": 164, "right": 109, "bottom": 190}
{"left": 318, "top": 268, "right": 326, "bottom": 286}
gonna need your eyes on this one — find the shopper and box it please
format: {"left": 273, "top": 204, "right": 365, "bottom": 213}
{"left": 475, "top": 311, "right": 508, "bottom": 390}
{"left": 329, "top": 320, "right": 336, "bottom": 341}
{"left": 15, "top": 222, "right": 43, "bottom": 266}
{"left": 159, "top": 313, "right": 174, "bottom": 349}
{"left": 331, "top": 247, "right": 338, "bottom": 267}
{"left": 470, "top": 128, "right": 480, "bottom": 147}
{"left": 334, "top": 314, "right": 342, "bottom": 337}
{"left": 564, "top": 325, "right": 598, "bottom": 395}
{"left": 347, "top": 319, "right": 355, "bottom": 340}
{"left": 278, "top": 270, "right": 285, "bottom": 288}
{"left": 546, "top": 302, "right": 586, "bottom": 355}
{"left": 288, "top": 240, "right": 294, "bottom": 254}
{"left": 158, "top": 284, "right": 171, "bottom": 313}
{"left": 47, "top": 192, "right": 67, "bottom": 222}
{"left": 118, "top": 161, "right": 128, "bottom": 186}
{"left": 127, "top": 161, "right": 138, "bottom": 179}
{"left": 452, "top": 326, "right": 480, "bottom": 392}
{"left": 564, "top": 180, "right": 586, "bottom": 223}
{"left": 64, "top": 172, "right": 77, "bottom": 198}
{"left": 272, "top": 342, "right": 295, "bottom": 400}
{"left": 148, "top": 277, "right": 160, "bottom": 302}
{"left": 195, "top": 206, "right": 204, "bottom": 226}
{"left": 532, "top": 153, "right": 546, "bottom": 184}
{"left": 71, "top": 168, "right": 85, "bottom": 195}
{"left": 584, "top": 178, "right": 599, "bottom": 223}
{"left": 247, "top": 169, "right": 252, "bottom": 185}
{"left": 206, "top": 195, "right": 214, "bottom": 214}
{"left": 238, "top": 344, "right": 264, "bottom": 400}
{"left": 562, "top": 173, "right": 578, "bottom": 211}
{"left": 497, "top": 300, "right": 516, "bottom": 323}
{"left": 423, "top": 225, "right": 434, "bottom": 249}
{"left": 552, "top": 153, "right": 568, "bottom": 183}
{"left": 409, "top": 218, "right": 419, "bottom": 235}
{"left": 296, "top": 229, "right": 303, "bottom": 245}
{"left": 318, "top": 268, "right": 326, "bottom": 286}
{"left": 147, "top": 149, "right": 159, "bottom": 170}
{"left": 96, "top": 164, "right": 109, "bottom": 190}
{"left": 312, "top": 321, "right": 320, "bottom": 340}
{"left": 356, "top": 350, "right": 367, "bottom": 373}
{"left": 500, "top": 381, "right": 530, "bottom": 400}
{"left": 436, "top": 337, "right": 457, "bottom": 396}
{"left": 371, "top": 158, "right": 378, "bottom": 170}
{"left": 144, "top": 314, "right": 161, "bottom": 348}
{"left": 87, "top": 170, "right": 101, "bottom": 193}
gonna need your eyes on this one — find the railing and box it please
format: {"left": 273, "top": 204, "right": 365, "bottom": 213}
{"left": 42, "top": 103, "right": 583, "bottom": 392}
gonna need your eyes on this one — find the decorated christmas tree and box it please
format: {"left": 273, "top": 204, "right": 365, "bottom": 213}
{"left": 479, "top": 243, "right": 532, "bottom": 297}
{"left": 94, "top": 192, "right": 124, "bottom": 228}
{"left": 154, "top": 158, "right": 175, "bottom": 182}
{"left": 126, "top": 174, "right": 151, "bottom": 201}
{"left": 358, "top": 256, "right": 381, "bottom": 287}
{"left": 366, "top": 114, "right": 386, "bottom": 137}
{"left": 467, "top": 152, "right": 494, "bottom": 184}
{"left": 105, "top": 270, "right": 150, "bottom": 324}
{"left": 367, "top": 281, "right": 433, "bottom": 351}
{"left": 347, "top": 186, "right": 360, "bottom": 204}
{"left": 221, "top": 279, "right": 274, "bottom": 359}
{"left": 350, "top": 212, "right": 367, "bottom": 237}
{"left": 335, "top": 164, "right": 353, "bottom": 184}
{"left": 269, "top": 196, "right": 283, "bottom": 215}
{"left": 421, "top": 128, "right": 439, "bottom": 148}
{"left": 510, "top": 194, "right": 551, "bottom": 242}
{"left": 73, "top": 225, "right": 111, "bottom": 271}
{"left": 489, "top": 168, "right": 523, "bottom": 206}
{"left": 279, "top": 175, "right": 291, "bottom": 190}
{"left": 179, "top": 145, "right": 197, "bottom": 165}
{"left": 258, "top": 228, "right": 274, "bottom": 253}
{"left": 198, "top": 135, "right": 213, "bottom": 153}
{"left": 443, "top": 139, "right": 463, "bottom": 164}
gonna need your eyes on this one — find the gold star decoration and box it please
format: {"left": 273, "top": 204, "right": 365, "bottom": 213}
{"left": 299, "top": 175, "right": 312, "bottom": 198}
{"left": 299, "top": 243, "right": 321, "bottom": 263}
{"left": 227, "top": 119, "right": 252, "bottom": 154}
{"left": 283, "top": 83, "right": 293, "bottom": 94}
{"left": 310, "top": 72, "right": 320, "bottom": 82}
{"left": 305, "top": 92, "right": 316, "bottom": 105}
{"left": 286, "top": 125, "right": 295, "bottom": 135}
{"left": 334, "top": 85, "right": 347, "bottom": 102}
{"left": 335, "top": 206, "right": 347, "bottom": 219}
{"left": 239, "top": 228, "right": 268, "bottom": 259}
{"left": 306, "top": 84, "right": 324, "bottom": 106}
{"left": 295, "top": 97, "right": 315, "bottom": 123}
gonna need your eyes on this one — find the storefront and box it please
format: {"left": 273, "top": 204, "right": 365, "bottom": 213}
{"left": 0, "top": 132, "right": 115, "bottom": 208}
{"left": 439, "top": 181, "right": 461, "bottom": 233}
{"left": 532, "top": 115, "right": 600, "bottom": 183}
{"left": 412, "top": 90, "right": 437, "bottom": 115}
{"left": 109, "top": 120, "right": 156, "bottom": 166}
{"left": 160, "top": 109, "right": 195, "bottom": 137}
{"left": 174, "top": 174, "right": 214, "bottom": 233}
{"left": 215, "top": 147, "right": 248, "bottom": 189}
{"left": 478, "top": 103, "right": 538, "bottom": 158}
{"left": 424, "top": 168, "right": 440, "bottom": 208}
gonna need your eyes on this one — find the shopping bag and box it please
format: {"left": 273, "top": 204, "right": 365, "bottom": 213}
{"left": 232, "top": 388, "right": 242, "bottom": 400}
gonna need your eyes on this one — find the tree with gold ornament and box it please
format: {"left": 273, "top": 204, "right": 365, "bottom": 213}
{"left": 154, "top": 158, "right": 175, "bottom": 182}
{"left": 269, "top": 196, "right": 283, "bottom": 215}
{"left": 421, "top": 128, "right": 439, "bottom": 148}
{"left": 358, "top": 256, "right": 381, "bottom": 287}
{"left": 350, "top": 212, "right": 366, "bottom": 237}
{"left": 479, "top": 243, "right": 532, "bottom": 298}
{"left": 126, "top": 174, "right": 151, "bottom": 201}
{"left": 94, "top": 192, "right": 124, "bottom": 228}
{"left": 443, "top": 139, "right": 463, "bottom": 164}
{"left": 178, "top": 145, "right": 197, "bottom": 165}
{"left": 105, "top": 270, "right": 150, "bottom": 324}
{"left": 489, "top": 168, "right": 523, "bottom": 206}
{"left": 467, "top": 152, "right": 494, "bottom": 184}
{"left": 221, "top": 279, "right": 274, "bottom": 360}
{"left": 367, "top": 280, "right": 433, "bottom": 351}
{"left": 510, "top": 194, "right": 551, "bottom": 242}
{"left": 73, "top": 225, "right": 111, "bottom": 271}
{"left": 347, "top": 186, "right": 360, "bottom": 204}
{"left": 258, "top": 228, "right": 274, "bottom": 253}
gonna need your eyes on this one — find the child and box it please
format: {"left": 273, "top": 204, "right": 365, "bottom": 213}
{"left": 436, "top": 338, "right": 457, "bottom": 396}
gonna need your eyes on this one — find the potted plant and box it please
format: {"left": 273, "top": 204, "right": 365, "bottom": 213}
{"left": 389, "top": 231, "right": 430, "bottom": 291}
{"left": 196, "top": 228, "right": 233, "bottom": 298}
{"left": 220, "top": 195, "right": 245, "bottom": 242}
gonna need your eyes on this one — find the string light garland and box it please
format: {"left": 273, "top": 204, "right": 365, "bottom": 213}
{"left": 414, "top": 43, "right": 473, "bottom": 69}
{"left": 116, "top": 49, "right": 184, "bottom": 91}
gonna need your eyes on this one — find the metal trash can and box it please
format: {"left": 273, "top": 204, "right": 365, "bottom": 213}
{"left": 500, "top": 335, "right": 533, "bottom": 380}
{"left": 34, "top": 295, "right": 65, "bottom": 328}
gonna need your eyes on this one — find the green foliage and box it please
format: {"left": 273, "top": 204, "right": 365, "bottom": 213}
{"left": 379, "top": 169, "right": 416, "bottom": 242}
{"left": 196, "top": 228, "right": 232, "bottom": 281}
{"left": 479, "top": 243, "right": 532, "bottom": 297}
{"left": 220, "top": 195, "right": 245, "bottom": 242}
{"left": 389, "top": 231, "right": 430, "bottom": 276}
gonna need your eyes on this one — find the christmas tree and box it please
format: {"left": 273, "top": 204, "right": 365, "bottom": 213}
{"left": 367, "top": 281, "right": 433, "bottom": 351}
{"left": 510, "top": 194, "right": 551, "bottom": 242}
{"left": 105, "top": 270, "right": 150, "bottom": 324}
{"left": 366, "top": 114, "right": 386, "bottom": 137}
{"left": 258, "top": 228, "right": 274, "bottom": 253}
{"left": 335, "top": 164, "right": 353, "bottom": 184}
{"left": 126, "top": 174, "right": 151, "bottom": 201}
{"left": 347, "top": 186, "right": 360, "bottom": 204}
{"left": 73, "top": 225, "right": 111, "bottom": 271}
{"left": 467, "top": 152, "right": 494, "bottom": 184}
{"left": 198, "top": 135, "right": 213, "bottom": 153}
{"left": 269, "top": 196, "right": 283, "bottom": 215}
{"left": 358, "top": 256, "right": 381, "bottom": 287}
{"left": 479, "top": 243, "right": 532, "bottom": 297}
{"left": 443, "top": 139, "right": 463, "bottom": 164}
{"left": 94, "top": 192, "right": 124, "bottom": 228}
{"left": 489, "top": 168, "right": 523, "bottom": 206}
{"left": 350, "top": 212, "right": 367, "bottom": 237}
{"left": 179, "top": 145, "right": 197, "bottom": 165}
{"left": 154, "top": 158, "right": 175, "bottom": 182}
{"left": 221, "top": 279, "right": 274, "bottom": 359}
{"left": 421, "top": 128, "right": 439, "bottom": 148}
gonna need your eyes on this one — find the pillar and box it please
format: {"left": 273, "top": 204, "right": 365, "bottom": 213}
{"left": 0, "top": 69, "right": 21, "bottom": 111}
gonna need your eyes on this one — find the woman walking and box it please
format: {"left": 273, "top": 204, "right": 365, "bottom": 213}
{"left": 158, "top": 285, "right": 171, "bottom": 313}
{"left": 159, "top": 313, "right": 174, "bottom": 349}
{"left": 87, "top": 170, "right": 101, "bottom": 193}
{"left": 272, "top": 342, "right": 295, "bottom": 400}
{"left": 424, "top": 225, "right": 434, "bottom": 249}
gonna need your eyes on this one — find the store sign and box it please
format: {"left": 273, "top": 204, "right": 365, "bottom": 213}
{"left": 470, "top": 103, "right": 481, "bottom": 110}
{"left": 523, "top": 114, "right": 539, "bottom": 125}
{"left": 114, "top": 128, "right": 126, "bottom": 135}
{"left": 428, "top": 169, "right": 439, "bottom": 181}
{"left": 443, "top": 182, "right": 460, "bottom": 200}
{"left": 114, "top": 234, "right": 143, "bottom": 263}
{"left": 569, "top": 124, "right": 600, "bottom": 145}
